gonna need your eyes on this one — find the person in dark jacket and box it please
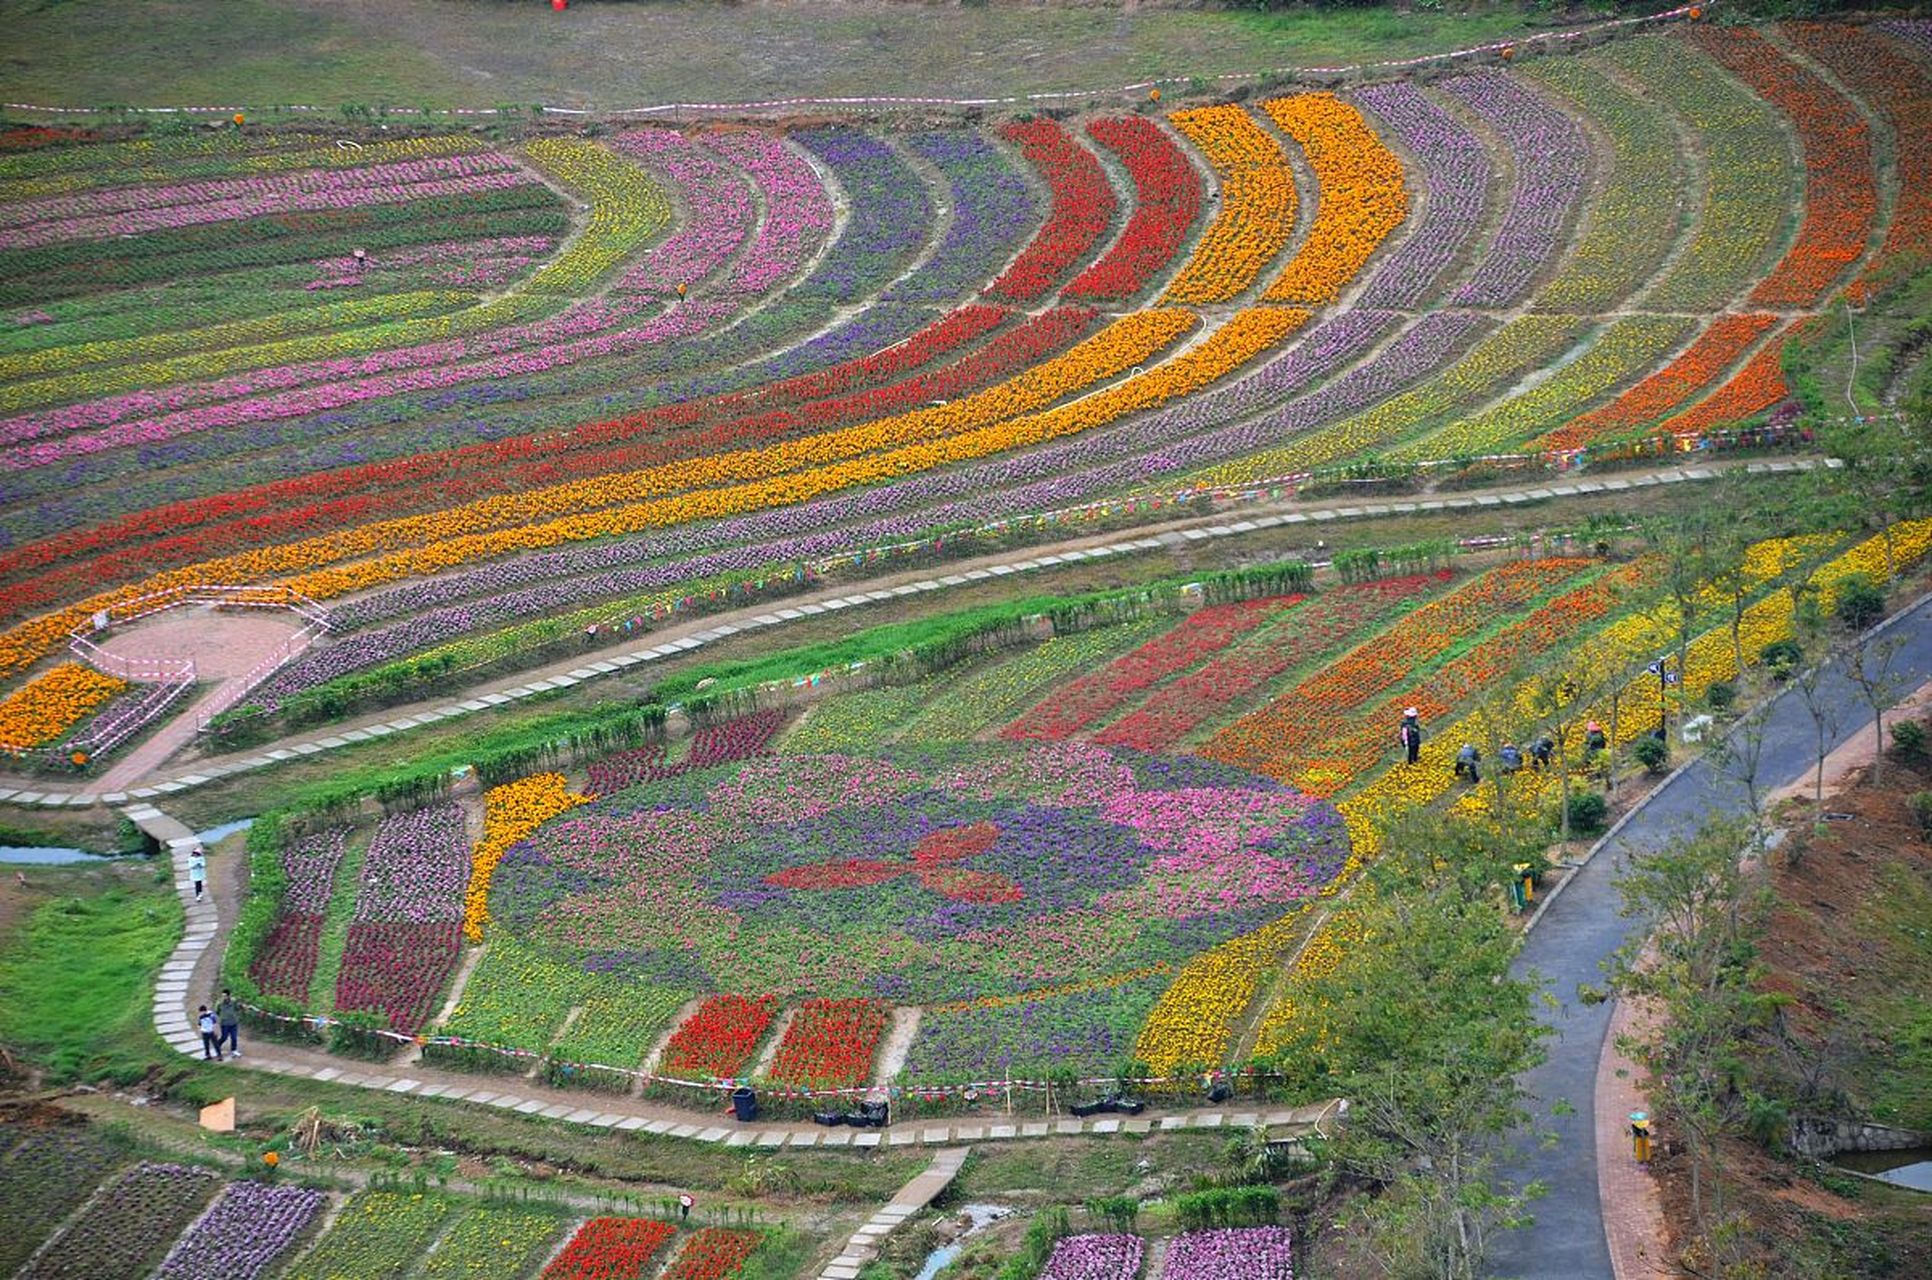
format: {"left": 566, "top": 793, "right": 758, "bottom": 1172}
{"left": 1454, "top": 743, "right": 1481, "bottom": 783}
{"left": 215, "top": 989, "right": 241, "bottom": 1059}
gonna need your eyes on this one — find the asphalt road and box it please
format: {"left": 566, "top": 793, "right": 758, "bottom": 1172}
{"left": 1488, "top": 593, "right": 1932, "bottom": 1279}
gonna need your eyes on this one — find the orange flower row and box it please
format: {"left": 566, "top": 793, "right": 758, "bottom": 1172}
{"left": 1259, "top": 94, "right": 1408, "bottom": 305}
{"left": 1162, "top": 105, "right": 1299, "bottom": 304}
{"left": 462, "top": 772, "right": 592, "bottom": 943}
{"left": 1693, "top": 27, "right": 1875, "bottom": 308}
{"left": 1659, "top": 316, "right": 1813, "bottom": 435}
{"left": 1539, "top": 313, "right": 1778, "bottom": 449}
{"left": 0, "top": 661, "right": 127, "bottom": 751}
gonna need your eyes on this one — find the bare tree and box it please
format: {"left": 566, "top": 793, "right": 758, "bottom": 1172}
{"left": 1840, "top": 632, "right": 1905, "bottom": 786}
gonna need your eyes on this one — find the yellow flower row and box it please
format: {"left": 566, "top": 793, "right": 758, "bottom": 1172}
{"left": 1259, "top": 94, "right": 1408, "bottom": 305}
{"left": 1131, "top": 906, "right": 1311, "bottom": 1073}
{"left": 520, "top": 138, "right": 673, "bottom": 295}
{"left": 1162, "top": 105, "right": 1299, "bottom": 305}
{"left": 0, "top": 662, "right": 127, "bottom": 752}
{"left": 461, "top": 773, "right": 592, "bottom": 943}
{"left": 0, "top": 309, "right": 1311, "bottom": 679}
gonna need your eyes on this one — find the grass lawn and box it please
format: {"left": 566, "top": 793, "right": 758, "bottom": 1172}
{"left": 0, "top": 863, "right": 181, "bottom": 1082}
{"left": 3, "top": 0, "right": 1556, "bottom": 112}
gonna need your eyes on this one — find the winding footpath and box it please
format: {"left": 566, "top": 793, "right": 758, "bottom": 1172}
{"left": 1490, "top": 590, "right": 1932, "bottom": 1279}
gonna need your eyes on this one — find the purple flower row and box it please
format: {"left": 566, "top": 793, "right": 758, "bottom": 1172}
{"left": 610, "top": 129, "right": 756, "bottom": 296}
{"left": 0, "top": 165, "right": 526, "bottom": 251}
{"left": 704, "top": 131, "right": 833, "bottom": 294}
{"left": 884, "top": 131, "right": 1038, "bottom": 302}
{"left": 154, "top": 1182, "right": 326, "bottom": 1280}
{"left": 282, "top": 827, "right": 349, "bottom": 915}
{"left": 1353, "top": 82, "right": 1494, "bottom": 308}
{"left": 1040, "top": 1233, "right": 1146, "bottom": 1280}
{"left": 0, "top": 149, "right": 513, "bottom": 233}
{"left": 793, "top": 128, "right": 934, "bottom": 301}
{"left": 1162, "top": 1228, "right": 1294, "bottom": 1280}
{"left": 1441, "top": 71, "right": 1588, "bottom": 307}
{"left": 351, "top": 804, "right": 468, "bottom": 924}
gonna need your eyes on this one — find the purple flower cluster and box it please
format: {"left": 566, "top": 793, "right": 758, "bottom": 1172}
{"left": 282, "top": 827, "right": 349, "bottom": 914}
{"left": 350, "top": 804, "right": 468, "bottom": 924}
{"left": 610, "top": 129, "right": 755, "bottom": 296}
{"left": 1441, "top": 71, "right": 1588, "bottom": 307}
{"left": 1161, "top": 1228, "right": 1294, "bottom": 1280}
{"left": 793, "top": 129, "right": 934, "bottom": 301}
{"left": 0, "top": 150, "right": 518, "bottom": 248}
{"left": 154, "top": 1182, "right": 326, "bottom": 1280}
{"left": 1040, "top": 1233, "right": 1146, "bottom": 1280}
{"left": 703, "top": 132, "right": 832, "bottom": 294}
{"left": 1354, "top": 82, "right": 1494, "bottom": 308}
{"left": 885, "top": 131, "right": 1038, "bottom": 302}
{"left": 903, "top": 975, "right": 1166, "bottom": 1080}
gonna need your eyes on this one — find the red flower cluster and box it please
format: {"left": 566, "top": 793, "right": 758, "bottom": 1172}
{"left": 1694, "top": 28, "right": 1875, "bottom": 308}
{"left": 332, "top": 920, "right": 461, "bottom": 1033}
{"left": 1661, "top": 317, "right": 1812, "bottom": 434}
{"left": 249, "top": 912, "right": 325, "bottom": 1002}
{"left": 1542, "top": 314, "right": 1778, "bottom": 449}
{"left": 586, "top": 710, "right": 788, "bottom": 795}
{"left": 1064, "top": 117, "right": 1202, "bottom": 301}
{"left": 659, "top": 994, "right": 777, "bottom": 1080}
{"left": 542, "top": 1217, "right": 678, "bottom": 1280}
{"left": 1002, "top": 597, "right": 1292, "bottom": 741}
{"left": 1095, "top": 576, "right": 1444, "bottom": 752}
{"left": 661, "top": 1229, "right": 761, "bottom": 1280}
{"left": 766, "top": 820, "right": 1020, "bottom": 902}
{"left": 767, "top": 998, "right": 891, "bottom": 1091}
{"left": 986, "top": 119, "right": 1116, "bottom": 301}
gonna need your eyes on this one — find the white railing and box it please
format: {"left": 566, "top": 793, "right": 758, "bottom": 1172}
{"left": 75, "top": 583, "right": 332, "bottom": 633}
{"left": 68, "top": 632, "right": 196, "bottom": 685}
{"left": 193, "top": 619, "right": 326, "bottom": 731}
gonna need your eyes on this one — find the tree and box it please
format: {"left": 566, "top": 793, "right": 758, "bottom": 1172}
{"left": 1840, "top": 632, "right": 1905, "bottom": 786}
{"left": 1818, "top": 408, "right": 1932, "bottom": 579}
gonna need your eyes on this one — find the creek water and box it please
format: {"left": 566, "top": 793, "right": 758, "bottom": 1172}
{"left": 911, "top": 1204, "right": 1014, "bottom": 1280}
{"left": 1833, "top": 1148, "right": 1932, "bottom": 1193}
{"left": 0, "top": 816, "right": 254, "bottom": 865}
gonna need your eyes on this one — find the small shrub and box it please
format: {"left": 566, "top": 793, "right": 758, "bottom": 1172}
{"left": 1706, "top": 681, "right": 1737, "bottom": 711}
{"left": 1632, "top": 734, "right": 1669, "bottom": 774}
{"left": 1909, "top": 791, "right": 1932, "bottom": 838}
{"left": 1564, "top": 790, "right": 1609, "bottom": 835}
{"left": 1759, "top": 638, "right": 1803, "bottom": 679}
{"left": 1890, "top": 719, "right": 1928, "bottom": 758}
{"left": 1835, "top": 574, "right": 1887, "bottom": 631}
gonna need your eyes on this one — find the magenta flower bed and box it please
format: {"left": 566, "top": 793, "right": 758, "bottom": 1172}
{"left": 1040, "top": 1233, "right": 1145, "bottom": 1280}
{"left": 334, "top": 919, "right": 463, "bottom": 1033}
{"left": 249, "top": 828, "right": 349, "bottom": 1001}
{"left": 154, "top": 1182, "right": 326, "bottom": 1280}
{"left": 1161, "top": 1228, "right": 1294, "bottom": 1280}
{"left": 611, "top": 129, "right": 755, "bottom": 296}
{"left": 704, "top": 132, "right": 833, "bottom": 295}
{"left": 351, "top": 804, "right": 467, "bottom": 924}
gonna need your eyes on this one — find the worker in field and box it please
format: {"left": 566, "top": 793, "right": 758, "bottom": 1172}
{"left": 1454, "top": 743, "right": 1481, "bottom": 784}
{"left": 1398, "top": 707, "right": 1423, "bottom": 764}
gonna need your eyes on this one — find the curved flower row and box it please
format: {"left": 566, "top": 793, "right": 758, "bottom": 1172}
{"left": 703, "top": 131, "right": 833, "bottom": 295}
{"left": 1659, "top": 316, "right": 1812, "bottom": 434}
{"left": 1065, "top": 117, "right": 1203, "bottom": 301}
{"left": 986, "top": 118, "right": 1116, "bottom": 301}
{"left": 521, "top": 137, "right": 675, "bottom": 295}
{"left": 791, "top": 128, "right": 934, "bottom": 302}
{"left": 0, "top": 130, "right": 482, "bottom": 198}
{"left": 463, "top": 773, "right": 593, "bottom": 943}
{"left": 1538, "top": 313, "right": 1779, "bottom": 449}
{"left": 1130, "top": 906, "right": 1308, "bottom": 1072}
{"left": 1692, "top": 26, "right": 1875, "bottom": 309}
{"left": 1260, "top": 94, "right": 1408, "bottom": 305}
{"left": 887, "top": 130, "right": 1039, "bottom": 302}
{"left": 1162, "top": 105, "right": 1299, "bottom": 304}
{"left": 610, "top": 127, "right": 755, "bottom": 296}
{"left": 0, "top": 660, "right": 126, "bottom": 751}
{"left": 1352, "top": 82, "right": 1492, "bottom": 307}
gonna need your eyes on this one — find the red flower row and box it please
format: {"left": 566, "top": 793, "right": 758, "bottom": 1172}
{"left": 542, "top": 1218, "right": 678, "bottom": 1280}
{"left": 766, "top": 998, "right": 891, "bottom": 1091}
{"left": 661, "top": 1229, "right": 762, "bottom": 1280}
{"left": 331, "top": 920, "right": 461, "bottom": 1034}
{"left": 1063, "top": 117, "right": 1203, "bottom": 301}
{"left": 659, "top": 994, "right": 777, "bottom": 1080}
{"left": 1659, "top": 317, "right": 1813, "bottom": 435}
{"left": 1541, "top": 314, "right": 1778, "bottom": 450}
{"left": 985, "top": 119, "right": 1117, "bottom": 301}
{"left": 1002, "top": 597, "right": 1293, "bottom": 741}
{"left": 1094, "top": 575, "right": 1446, "bottom": 752}
{"left": 586, "top": 711, "right": 787, "bottom": 795}
{"left": 0, "top": 303, "right": 1020, "bottom": 597}
{"left": 249, "top": 911, "right": 325, "bottom": 1002}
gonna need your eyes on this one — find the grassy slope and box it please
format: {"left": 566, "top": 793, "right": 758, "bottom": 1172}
{"left": 1, "top": 0, "right": 1543, "bottom": 110}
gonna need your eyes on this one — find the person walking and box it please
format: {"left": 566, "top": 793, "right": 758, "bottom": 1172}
{"left": 215, "top": 988, "right": 241, "bottom": 1059}
{"left": 197, "top": 1005, "right": 222, "bottom": 1061}
{"left": 186, "top": 844, "right": 207, "bottom": 902}
{"left": 1398, "top": 707, "right": 1423, "bottom": 765}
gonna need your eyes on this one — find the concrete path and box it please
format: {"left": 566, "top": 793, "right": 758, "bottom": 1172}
{"left": 1489, "top": 593, "right": 1932, "bottom": 1278}
{"left": 816, "top": 1147, "right": 971, "bottom": 1280}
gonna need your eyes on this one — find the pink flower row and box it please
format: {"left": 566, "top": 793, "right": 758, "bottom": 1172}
{"left": 0, "top": 149, "right": 513, "bottom": 231}
{"left": 611, "top": 129, "right": 756, "bottom": 296}
{"left": 704, "top": 132, "right": 833, "bottom": 294}
{"left": 0, "top": 167, "right": 528, "bottom": 251}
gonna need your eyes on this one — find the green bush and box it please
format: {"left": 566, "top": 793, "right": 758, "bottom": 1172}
{"left": 220, "top": 814, "right": 285, "bottom": 1009}
{"left": 1759, "top": 637, "right": 1804, "bottom": 679}
{"left": 1835, "top": 573, "right": 1887, "bottom": 631}
{"left": 1908, "top": 791, "right": 1932, "bottom": 838}
{"left": 1564, "top": 790, "right": 1609, "bottom": 835}
{"left": 1706, "top": 681, "right": 1737, "bottom": 711}
{"left": 1172, "top": 1185, "right": 1279, "bottom": 1229}
{"left": 1890, "top": 719, "right": 1928, "bottom": 759}
{"left": 1632, "top": 734, "right": 1670, "bottom": 774}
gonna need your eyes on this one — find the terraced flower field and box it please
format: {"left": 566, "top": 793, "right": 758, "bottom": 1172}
{"left": 8, "top": 14, "right": 1930, "bottom": 1115}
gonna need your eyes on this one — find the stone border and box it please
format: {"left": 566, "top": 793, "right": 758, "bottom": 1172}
{"left": 3, "top": 461, "right": 1809, "bottom": 812}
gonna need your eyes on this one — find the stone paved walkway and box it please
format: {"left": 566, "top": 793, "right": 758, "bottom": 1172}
{"left": 816, "top": 1147, "right": 971, "bottom": 1280}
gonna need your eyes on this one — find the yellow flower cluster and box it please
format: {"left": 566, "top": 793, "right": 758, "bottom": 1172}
{"left": 0, "top": 662, "right": 127, "bottom": 751}
{"left": 1260, "top": 94, "right": 1408, "bottom": 305}
{"left": 462, "top": 773, "right": 592, "bottom": 943}
{"left": 0, "top": 309, "right": 1314, "bottom": 679}
{"left": 1131, "top": 906, "right": 1310, "bottom": 1072}
{"left": 521, "top": 137, "right": 672, "bottom": 295}
{"left": 1162, "top": 105, "right": 1300, "bottom": 304}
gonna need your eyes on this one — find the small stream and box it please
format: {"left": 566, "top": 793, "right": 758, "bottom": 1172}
{"left": 912, "top": 1204, "right": 1013, "bottom": 1280}
{"left": 1833, "top": 1148, "right": 1932, "bottom": 1193}
{"left": 0, "top": 817, "right": 255, "bottom": 866}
